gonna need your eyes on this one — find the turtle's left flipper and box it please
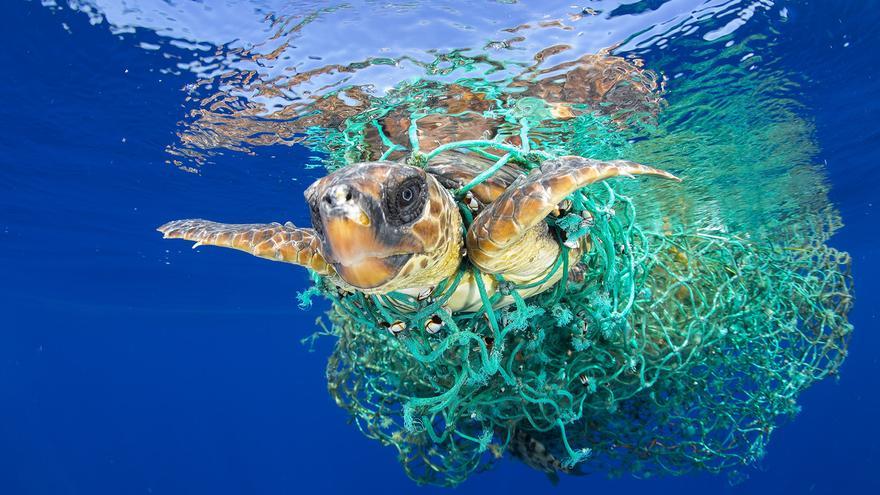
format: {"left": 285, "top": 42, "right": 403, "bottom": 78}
{"left": 158, "top": 219, "right": 332, "bottom": 275}
{"left": 466, "top": 156, "right": 679, "bottom": 277}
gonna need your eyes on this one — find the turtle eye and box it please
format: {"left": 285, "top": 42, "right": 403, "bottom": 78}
{"left": 399, "top": 184, "right": 417, "bottom": 205}
{"left": 385, "top": 176, "right": 427, "bottom": 226}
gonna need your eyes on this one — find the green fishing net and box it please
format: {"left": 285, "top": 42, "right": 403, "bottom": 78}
{"left": 296, "top": 78, "right": 854, "bottom": 486}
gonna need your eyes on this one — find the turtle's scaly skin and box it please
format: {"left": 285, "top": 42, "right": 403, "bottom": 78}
{"left": 426, "top": 152, "right": 521, "bottom": 204}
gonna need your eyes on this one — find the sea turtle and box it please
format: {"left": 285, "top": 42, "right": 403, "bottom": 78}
{"left": 158, "top": 154, "right": 677, "bottom": 313}
{"left": 160, "top": 55, "right": 678, "bottom": 316}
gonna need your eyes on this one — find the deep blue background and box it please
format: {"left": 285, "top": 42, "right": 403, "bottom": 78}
{"left": 1, "top": 2, "right": 878, "bottom": 494}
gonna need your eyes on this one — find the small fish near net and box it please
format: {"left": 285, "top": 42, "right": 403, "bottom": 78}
{"left": 296, "top": 75, "right": 854, "bottom": 486}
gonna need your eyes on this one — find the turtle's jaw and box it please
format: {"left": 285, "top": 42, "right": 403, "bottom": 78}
{"left": 321, "top": 214, "right": 414, "bottom": 290}
{"left": 332, "top": 253, "right": 412, "bottom": 289}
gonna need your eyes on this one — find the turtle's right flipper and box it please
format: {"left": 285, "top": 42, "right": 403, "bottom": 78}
{"left": 158, "top": 219, "right": 332, "bottom": 275}
{"left": 466, "top": 156, "right": 679, "bottom": 277}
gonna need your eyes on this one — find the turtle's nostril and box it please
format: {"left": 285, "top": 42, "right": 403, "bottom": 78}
{"left": 324, "top": 184, "right": 353, "bottom": 208}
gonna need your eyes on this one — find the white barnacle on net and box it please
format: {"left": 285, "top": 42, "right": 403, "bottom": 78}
{"left": 552, "top": 198, "right": 572, "bottom": 217}
{"left": 425, "top": 314, "right": 444, "bottom": 334}
{"left": 383, "top": 320, "right": 406, "bottom": 336}
{"left": 465, "top": 191, "right": 480, "bottom": 212}
{"left": 416, "top": 286, "right": 434, "bottom": 302}
{"left": 581, "top": 211, "right": 595, "bottom": 229}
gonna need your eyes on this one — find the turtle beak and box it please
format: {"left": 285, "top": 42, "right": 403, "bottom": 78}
{"left": 319, "top": 183, "right": 378, "bottom": 264}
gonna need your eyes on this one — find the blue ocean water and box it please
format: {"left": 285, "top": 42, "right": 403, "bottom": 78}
{"left": 1, "top": 1, "right": 878, "bottom": 493}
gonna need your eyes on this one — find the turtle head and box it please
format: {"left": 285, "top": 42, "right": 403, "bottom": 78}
{"left": 305, "top": 161, "right": 462, "bottom": 291}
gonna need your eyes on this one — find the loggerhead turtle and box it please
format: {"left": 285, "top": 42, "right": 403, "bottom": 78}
{"left": 158, "top": 154, "right": 677, "bottom": 313}
{"left": 160, "top": 54, "right": 678, "bottom": 319}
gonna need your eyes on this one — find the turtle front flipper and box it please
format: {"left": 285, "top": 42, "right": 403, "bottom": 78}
{"left": 466, "top": 156, "right": 679, "bottom": 279}
{"left": 158, "top": 219, "right": 332, "bottom": 275}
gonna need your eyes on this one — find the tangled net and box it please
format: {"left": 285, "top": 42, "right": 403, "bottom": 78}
{"left": 296, "top": 78, "right": 854, "bottom": 486}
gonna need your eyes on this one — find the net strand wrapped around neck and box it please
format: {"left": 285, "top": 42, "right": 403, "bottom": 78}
{"left": 299, "top": 88, "right": 853, "bottom": 487}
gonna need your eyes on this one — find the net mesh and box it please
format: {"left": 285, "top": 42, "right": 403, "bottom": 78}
{"left": 296, "top": 78, "right": 854, "bottom": 486}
